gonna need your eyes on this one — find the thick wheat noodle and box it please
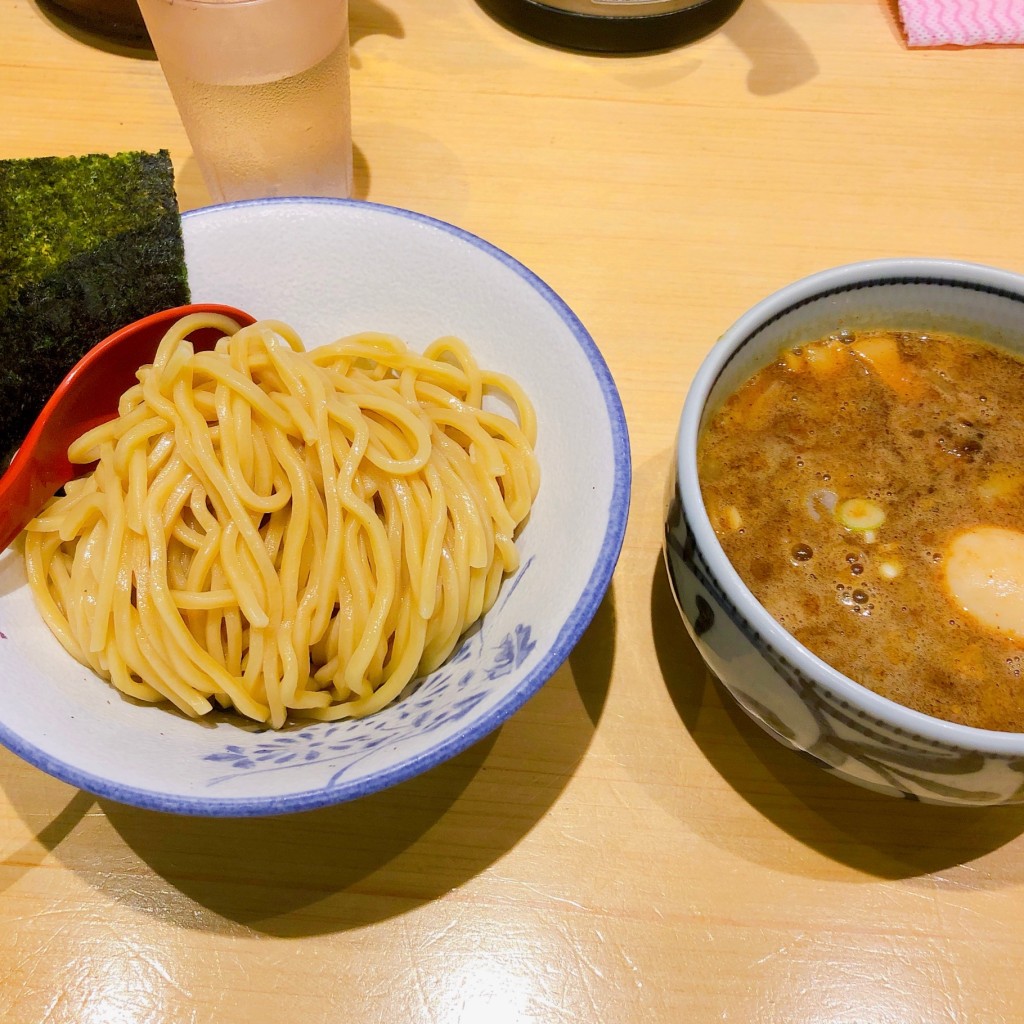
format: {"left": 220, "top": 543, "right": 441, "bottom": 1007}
{"left": 24, "top": 313, "right": 539, "bottom": 727}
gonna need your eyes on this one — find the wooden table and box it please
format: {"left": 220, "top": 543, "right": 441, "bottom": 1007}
{"left": 4, "top": 1, "right": 1024, "bottom": 1020}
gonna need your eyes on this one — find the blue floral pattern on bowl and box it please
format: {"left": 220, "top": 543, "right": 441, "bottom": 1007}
{"left": 202, "top": 564, "right": 538, "bottom": 791}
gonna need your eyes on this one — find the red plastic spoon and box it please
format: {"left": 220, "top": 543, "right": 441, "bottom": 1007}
{"left": 0, "top": 303, "right": 256, "bottom": 553}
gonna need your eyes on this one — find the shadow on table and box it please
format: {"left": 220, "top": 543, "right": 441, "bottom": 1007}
{"left": 722, "top": 0, "right": 818, "bottom": 97}
{"left": 650, "top": 551, "right": 1024, "bottom": 881}
{"left": 875, "top": 0, "right": 910, "bottom": 46}
{"left": 470, "top": 0, "right": 816, "bottom": 98}
{"left": 2, "top": 589, "right": 616, "bottom": 937}
{"left": 475, "top": 0, "right": 818, "bottom": 96}
{"left": 350, "top": 0, "right": 405, "bottom": 49}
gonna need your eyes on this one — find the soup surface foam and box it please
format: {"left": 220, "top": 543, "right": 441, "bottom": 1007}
{"left": 699, "top": 328, "right": 1024, "bottom": 733}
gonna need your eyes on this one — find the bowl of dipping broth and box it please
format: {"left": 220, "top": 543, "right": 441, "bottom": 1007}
{"left": 665, "top": 258, "right": 1024, "bottom": 806}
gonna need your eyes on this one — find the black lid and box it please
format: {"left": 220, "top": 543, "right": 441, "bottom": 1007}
{"left": 477, "top": 0, "right": 744, "bottom": 54}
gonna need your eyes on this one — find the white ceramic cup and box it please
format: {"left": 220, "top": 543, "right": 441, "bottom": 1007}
{"left": 665, "top": 257, "right": 1024, "bottom": 806}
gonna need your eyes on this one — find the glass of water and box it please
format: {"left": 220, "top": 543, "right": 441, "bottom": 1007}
{"left": 137, "top": 0, "right": 353, "bottom": 202}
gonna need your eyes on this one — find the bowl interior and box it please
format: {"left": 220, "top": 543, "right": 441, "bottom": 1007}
{"left": 0, "top": 198, "right": 631, "bottom": 815}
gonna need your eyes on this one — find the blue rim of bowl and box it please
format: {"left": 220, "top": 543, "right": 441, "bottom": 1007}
{"left": 0, "top": 197, "right": 632, "bottom": 816}
{"left": 678, "top": 256, "right": 1024, "bottom": 756}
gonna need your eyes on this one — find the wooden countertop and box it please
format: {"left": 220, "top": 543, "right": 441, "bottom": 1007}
{"left": 4, "top": 0, "right": 1024, "bottom": 1020}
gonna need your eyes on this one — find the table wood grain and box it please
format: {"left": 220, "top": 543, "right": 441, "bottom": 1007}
{"left": 4, "top": 0, "right": 1024, "bottom": 1020}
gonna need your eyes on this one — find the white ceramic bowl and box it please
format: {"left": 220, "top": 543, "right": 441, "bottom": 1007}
{"left": 0, "top": 198, "right": 630, "bottom": 816}
{"left": 665, "top": 257, "right": 1024, "bottom": 806}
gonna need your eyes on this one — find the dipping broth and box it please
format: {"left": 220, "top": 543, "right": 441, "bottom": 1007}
{"left": 698, "top": 328, "right": 1024, "bottom": 733}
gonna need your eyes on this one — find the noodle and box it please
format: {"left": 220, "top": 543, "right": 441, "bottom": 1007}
{"left": 24, "top": 313, "right": 540, "bottom": 727}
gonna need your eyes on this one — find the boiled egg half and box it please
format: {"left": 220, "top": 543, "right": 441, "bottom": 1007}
{"left": 944, "top": 526, "right": 1024, "bottom": 640}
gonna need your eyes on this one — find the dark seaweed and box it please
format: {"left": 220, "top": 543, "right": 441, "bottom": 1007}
{"left": 0, "top": 150, "right": 190, "bottom": 465}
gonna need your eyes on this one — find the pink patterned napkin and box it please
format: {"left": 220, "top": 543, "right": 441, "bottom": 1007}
{"left": 898, "top": 0, "right": 1024, "bottom": 46}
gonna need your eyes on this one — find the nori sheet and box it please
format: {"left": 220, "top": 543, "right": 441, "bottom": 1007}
{"left": 0, "top": 150, "right": 190, "bottom": 466}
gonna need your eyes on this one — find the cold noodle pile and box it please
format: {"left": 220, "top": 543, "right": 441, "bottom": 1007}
{"left": 25, "top": 313, "right": 540, "bottom": 727}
